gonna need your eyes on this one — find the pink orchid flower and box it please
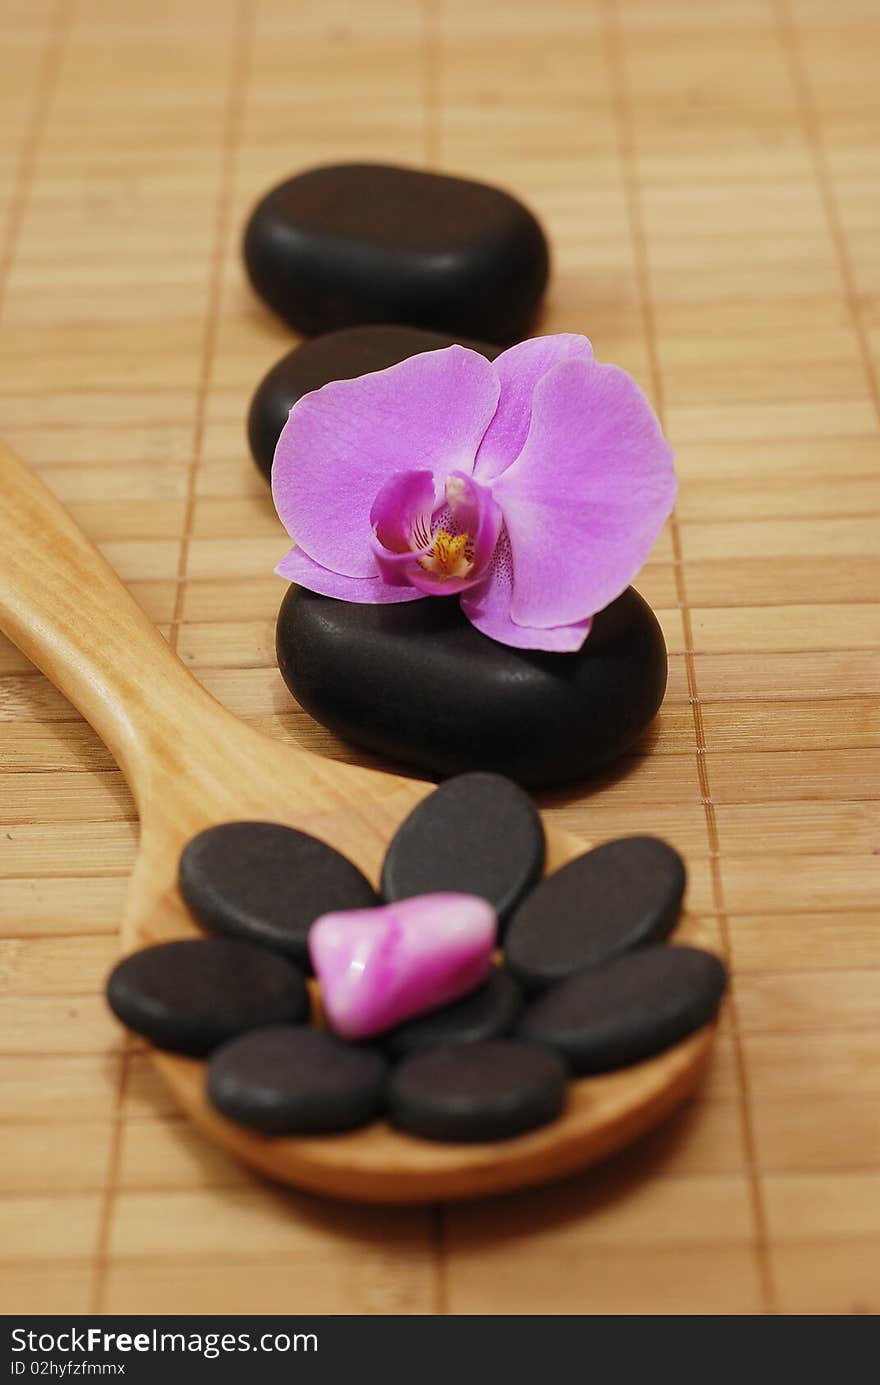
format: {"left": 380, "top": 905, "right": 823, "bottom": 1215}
{"left": 272, "top": 334, "right": 675, "bottom": 652}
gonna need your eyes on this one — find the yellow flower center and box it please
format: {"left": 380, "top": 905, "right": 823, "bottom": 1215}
{"left": 418, "top": 527, "right": 473, "bottom": 579}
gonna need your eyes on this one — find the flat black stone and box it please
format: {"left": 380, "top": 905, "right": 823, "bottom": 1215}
{"left": 381, "top": 773, "right": 545, "bottom": 926}
{"left": 276, "top": 586, "right": 667, "bottom": 789}
{"left": 388, "top": 1039, "right": 566, "bottom": 1143}
{"left": 207, "top": 1025, "right": 387, "bottom": 1135}
{"left": 504, "top": 836, "right": 686, "bottom": 991}
{"left": 248, "top": 325, "right": 499, "bottom": 482}
{"left": 243, "top": 162, "right": 548, "bottom": 342}
{"left": 517, "top": 945, "right": 727, "bottom": 1074}
{"left": 178, "top": 821, "right": 377, "bottom": 970}
{"left": 383, "top": 969, "right": 523, "bottom": 1060}
{"left": 105, "top": 939, "right": 309, "bottom": 1057}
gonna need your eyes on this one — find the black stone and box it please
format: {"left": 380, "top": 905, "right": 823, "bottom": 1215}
{"left": 504, "top": 836, "right": 686, "bottom": 991}
{"left": 207, "top": 1025, "right": 387, "bottom": 1135}
{"left": 517, "top": 945, "right": 727, "bottom": 1074}
{"left": 383, "top": 968, "right": 523, "bottom": 1060}
{"left": 248, "top": 325, "right": 499, "bottom": 482}
{"left": 276, "top": 586, "right": 667, "bottom": 789}
{"left": 388, "top": 1039, "right": 566, "bottom": 1143}
{"left": 381, "top": 773, "right": 545, "bottom": 926}
{"left": 105, "top": 939, "right": 309, "bottom": 1057}
{"left": 243, "top": 163, "right": 549, "bottom": 343}
{"left": 179, "top": 821, "right": 377, "bottom": 970}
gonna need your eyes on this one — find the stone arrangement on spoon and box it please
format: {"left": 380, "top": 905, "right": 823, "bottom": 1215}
{"left": 106, "top": 773, "right": 727, "bottom": 1145}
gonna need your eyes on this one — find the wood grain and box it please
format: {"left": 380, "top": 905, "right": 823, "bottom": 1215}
{"left": 0, "top": 0, "right": 878, "bottom": 1315}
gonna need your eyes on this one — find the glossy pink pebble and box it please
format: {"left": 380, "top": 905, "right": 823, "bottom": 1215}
{"left": 309, "top": 892, "right": 497, "bottom": 1040}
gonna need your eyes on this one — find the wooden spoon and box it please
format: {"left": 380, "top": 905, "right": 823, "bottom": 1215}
{"left": 0, "top": 442, "right": 715, "bottom": 1202}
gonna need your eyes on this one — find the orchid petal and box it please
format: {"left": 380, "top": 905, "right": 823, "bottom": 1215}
{"left": 276, "top": 545, "right": 424, "bottom": 604}
{"left": 492, "top": 356, "right": 675, "bottom": 629}
{"left": 461, "top": 532, "right": 593, "bottom": 652}
{"left": 474, "top": 334, "right": 594, "bottom": 484}
{"left": 272, "top": 346, "right": 500, "bottom": 579}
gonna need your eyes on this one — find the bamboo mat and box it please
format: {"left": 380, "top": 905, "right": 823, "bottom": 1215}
{"left": 1, "top": 0, "right": 878, "bottom": 1317}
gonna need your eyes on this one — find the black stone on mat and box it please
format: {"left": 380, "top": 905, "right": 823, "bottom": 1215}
{"left": 276, "top": 586, "right": 667, "bottom": 790}
{"left": 248, "top": 325, "right": 499, "bottom": 481}
{"left": 243, "top": 163, "right": 549, "bottom": 343}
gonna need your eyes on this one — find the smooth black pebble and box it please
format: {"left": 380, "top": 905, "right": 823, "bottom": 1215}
{"left": 518, "top": 945, "right": 727, "bottom": 1075}
{"left": 504, "top": 836, "right": 686, "bottom": 991}
{"left": 381, "top": 773, "right": 544, "bottom": 926}
{"left": 383, "top": 969, "right": 523, "bottom": 1059}
{"left": 243, "top": 162, "right": 548, "bottom": 343}
{"left": 207, "top": 1026, "right": 387, "bottom": 1135}
{"left": 276, "top": 587, "right": 667, "bottom": 789}
{"left": 388, "top": 1039, "right": 566, "bottom": 1143}
{"left": 179, "top": 821, "right": 377, "bottom": 970}
{"left": 248, "top": 325, "right": 499, "bottom": 482}
{"left": 105, "top": 939, "right": 309, "bottom": 1057}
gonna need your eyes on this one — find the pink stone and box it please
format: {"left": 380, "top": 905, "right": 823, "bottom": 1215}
{"left": 309, "top": 893, "right": 497, "bottom": 1040}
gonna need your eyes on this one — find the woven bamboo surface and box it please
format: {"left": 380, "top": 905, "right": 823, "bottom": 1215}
{"left": 1, "top": 0, "right": 878, "bottom": 1316}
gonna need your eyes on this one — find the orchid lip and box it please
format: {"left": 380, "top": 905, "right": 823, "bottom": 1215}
{"left": 417, "top": 528, "right": 474, "bottom": 580}
{"left": 369, "top": 467, "right": 501, "bottom": 596}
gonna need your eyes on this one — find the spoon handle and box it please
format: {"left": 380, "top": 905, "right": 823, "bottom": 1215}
{"left": 0, "top": 442, "right": 228, "bottom": 808}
